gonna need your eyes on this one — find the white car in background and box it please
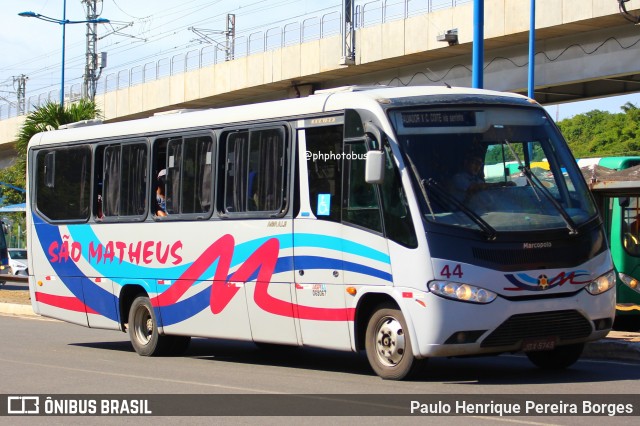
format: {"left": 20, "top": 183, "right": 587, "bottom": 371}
{"left": 8, "top": 248, "right": 27, "bottom": 275}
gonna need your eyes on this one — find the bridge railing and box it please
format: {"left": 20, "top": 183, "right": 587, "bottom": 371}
{"left": 1, "top": 0, "right": 470, "bottom": 121}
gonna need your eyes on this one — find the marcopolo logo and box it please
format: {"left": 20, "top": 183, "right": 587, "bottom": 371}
{"left": 305, "top": 151, "right": 368, "bottom": 162}
{"left": 523, "top": 241, "right": 553, "bottom": 249}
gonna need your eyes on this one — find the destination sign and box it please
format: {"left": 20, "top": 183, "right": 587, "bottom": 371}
{"left": 401, "top": 111, "right": 476, "bottom": 127}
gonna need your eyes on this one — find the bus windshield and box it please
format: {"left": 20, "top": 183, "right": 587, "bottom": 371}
{"left": 390, "top": 106, "right": 597, "bottom": 233}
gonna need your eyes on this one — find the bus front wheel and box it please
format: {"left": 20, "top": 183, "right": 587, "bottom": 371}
{"left": 128, "top": 296, "right": 190, "bottom": 356}
{"left": 525, "top": 343, "right": 584, "bottom": 370}
{"left": 365, "top": 304, "right": 424, "bottom": 380}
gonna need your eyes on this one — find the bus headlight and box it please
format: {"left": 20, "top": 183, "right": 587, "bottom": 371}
{"left": 619, "top": 272, "right": 640, "bottom": 294}
{"left": 586, "top": 270, "right": 616, "bottom": 295}
{"left": 428, "top": 281, "right": 497, "bottom": 304}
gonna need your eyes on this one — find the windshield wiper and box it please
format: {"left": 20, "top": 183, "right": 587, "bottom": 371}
{"left": 425, "top": 179, "right": 497, "bottom": 240}
{"left": 503, "top": 139, "right": 579, "bottom": 235}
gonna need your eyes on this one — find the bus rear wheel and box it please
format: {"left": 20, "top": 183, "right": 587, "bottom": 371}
{"left": 365, "top": 304, "right": 424, "bottom": 380}
{"left": 525, "top": 343, "right": 584, "bottom": 370}
{"left": 128, "top": 296, "right": 190, "bottom": 356}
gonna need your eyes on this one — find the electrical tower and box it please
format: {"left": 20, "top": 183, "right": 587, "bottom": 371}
{"left": 13, "top": 75, "right": 28, "bottom": 115}
{"left": 226, "top": 14, "right": 236, "bottom": 61}
{"left": 340, "top": 0, "right": 355, "bottom": 65}
{"left": 82, "top": 0, "right": 106, "bottom": 101}
{"left": 189, "top": 14, "right": 236, "bottom": 62}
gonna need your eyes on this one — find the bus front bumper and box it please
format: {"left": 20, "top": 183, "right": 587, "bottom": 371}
{"left": 403, "top": 287, "right": 615, "bottom": 358}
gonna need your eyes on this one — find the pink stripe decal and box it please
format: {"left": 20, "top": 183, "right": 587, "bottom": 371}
{"left": 36, "top": 292, "right": 98, "bottom": 315}
{"left": 153, "top": 234, "right": 355, "bottom": 321}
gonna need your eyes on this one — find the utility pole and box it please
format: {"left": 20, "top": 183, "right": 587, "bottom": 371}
{"left": 189, "top": 14, "right": 236, "bottom": 62}
{"left": 226, "top": 14, "right": 235, "bottom": 61}
{"left": 340, "top": 0, "right": 355, "bottom": 65}
{"left": 82, "top": 0, "right": 106, "bottom": 101}
{"left": 13, "top": 74, "right": 28, "bottom": 115}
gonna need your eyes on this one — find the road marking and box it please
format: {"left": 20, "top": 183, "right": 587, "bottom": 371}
{"left": 0, "top": 356, "right": 288, "bottom": 394}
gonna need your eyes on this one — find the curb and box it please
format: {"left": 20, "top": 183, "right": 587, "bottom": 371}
{"left": 583, "top": 338, "right": 640, "bottom": 363}
{"left": 0, "top": 302, "right": 37, "bottom": 317}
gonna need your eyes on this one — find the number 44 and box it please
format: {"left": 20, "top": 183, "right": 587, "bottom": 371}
{"left": 440, "top": 264, "right": 463, "bottom": 279}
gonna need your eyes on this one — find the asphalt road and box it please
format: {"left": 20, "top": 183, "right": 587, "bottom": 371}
{"left": 1, "top": 314, "right": 640, "bottom": 425}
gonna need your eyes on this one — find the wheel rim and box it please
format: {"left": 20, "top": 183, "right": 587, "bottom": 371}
{"left": 374, "top": 315, "right": 406, "bottom": 367}
{"left": 133, "top": 304, "right": 153, "bottom": 346}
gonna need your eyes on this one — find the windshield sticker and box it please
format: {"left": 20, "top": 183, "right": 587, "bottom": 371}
{"left": 317, "top": 194, "right": 331, "bottom": 216}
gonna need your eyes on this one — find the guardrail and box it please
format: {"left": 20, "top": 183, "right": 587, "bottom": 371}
{"left": 0, "top": 0, "right": 470, "bottom": 121}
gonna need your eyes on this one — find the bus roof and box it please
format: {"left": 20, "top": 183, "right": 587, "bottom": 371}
{"left": 597, "top": 156, "right": 640, "bottom": 171}
{"left": 28, "top": 85, "right": 533, "bottom": 148}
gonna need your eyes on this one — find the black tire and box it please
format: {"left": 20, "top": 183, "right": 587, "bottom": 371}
{"left": 365, "top": 304, "right": 425, "bottom": 380}
{"left": 128, "top": 296, "right": 191, "bottom": 356}
{"left": 525, "top": 343, "right": 584, "bottom": 370}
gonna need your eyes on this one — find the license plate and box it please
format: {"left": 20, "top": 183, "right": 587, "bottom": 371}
{"left": 521, "top": 337, "right": 557, "bottom": 352}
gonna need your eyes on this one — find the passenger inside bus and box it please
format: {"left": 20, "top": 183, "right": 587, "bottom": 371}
{"left": 156, "top": 169, "right": 167, "bottom": 217}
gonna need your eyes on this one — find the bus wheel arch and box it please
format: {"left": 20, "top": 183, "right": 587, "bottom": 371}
{"left": 354, "top": 293, "right": 397, "bottom": 352}
{"left": 356, "top": 294, "right": 425, "bottom": 380}
{"left": 122, "top": 287, "right": 191, "bottom": 357}
{"left": 119, "top": 284, "right": 148, "bottom": 332}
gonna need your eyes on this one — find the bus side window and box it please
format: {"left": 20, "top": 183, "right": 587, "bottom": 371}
{"left": 36, "top": 146, "right": 91, "bottom": 222}
{"left": 342, "top": 140, "right": 382, "bottom": 233}
{"left": 379, "top": 142, "right": 418, "bottom": 248}
{"left": 305, "top": 125, "right": 343, "bottom": 222}
{"left": 222, "top": 128, "right": 286, "bottom": 215}
{"left": 152, "top": 135, "right": 213, "bottom": 218}
{"left": 99, "top": 142, "right": 148, "bottom": 219}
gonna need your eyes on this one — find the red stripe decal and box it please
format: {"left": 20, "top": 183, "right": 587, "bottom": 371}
{"left": 153, "top": 234, "right": 356, "bottom": 321}
{"left": 35, "top": 292, "right": 98, "bottom": 314}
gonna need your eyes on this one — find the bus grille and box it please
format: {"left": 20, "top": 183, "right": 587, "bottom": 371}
{"left": 480, "top": 310, "right": 592, "bottom": 348}
{"left": 472, "top": 246, "right": 588, "bottom": 266}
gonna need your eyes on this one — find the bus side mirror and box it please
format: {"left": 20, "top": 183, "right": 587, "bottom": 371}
{"left": 363, "top": 121, "right": 385, "bottom": 184}
{"left": 365, "top": 150, "right": 385, "bottom": 184}
{"left": 1, "top": 223, "right": 7, "bottom": 234}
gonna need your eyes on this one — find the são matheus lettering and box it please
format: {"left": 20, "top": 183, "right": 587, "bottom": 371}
{"left": 47, "top": 235, "right": 183, "bottom": 265}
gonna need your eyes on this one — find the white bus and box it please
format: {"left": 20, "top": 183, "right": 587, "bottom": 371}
{"left": 26, "top": 86, "right": 615, "bottom": 380}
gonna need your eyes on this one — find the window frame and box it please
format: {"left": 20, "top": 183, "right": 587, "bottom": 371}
{"left": 218, "top": 124, "right": 290, "bottom": 219}
{"left": 33, "top": 143, "right": 92, "bottom": 224}
{"left": 151, "top": 131, "right": 216, "bottom": 221}
{"left": 94, "top": 139, "right": 149, "bottom": 223}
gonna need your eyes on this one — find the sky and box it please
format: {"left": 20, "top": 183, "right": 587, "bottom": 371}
{"left": 0, "top": 0, "right": 638, "bottom": 121}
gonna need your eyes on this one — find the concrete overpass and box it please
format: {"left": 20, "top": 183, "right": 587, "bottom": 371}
{"left": 1, "top": 0, "right": 639, "bottom": 164}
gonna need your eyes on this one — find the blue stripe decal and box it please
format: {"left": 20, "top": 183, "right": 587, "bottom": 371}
{"left": 294, "top": 234, "right": 390, "bottom": 264}
{"left": 33, "top": 215, "right": 119, "bottom": 322}
{"left": 294, "top": 256, "right": 392, "bottom": 282}
{"left": 35, "top": 217, "right": 392, "bottom": 325}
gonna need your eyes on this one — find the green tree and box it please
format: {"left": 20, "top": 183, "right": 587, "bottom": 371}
{"left": 0, "top": 99, "right": 100, "bottom": 205}
{"left": 0, "top": 100, "right": 100, "bottom": 247}
{"left": 557, "top": 102, "right": 640, "bottom": 158}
